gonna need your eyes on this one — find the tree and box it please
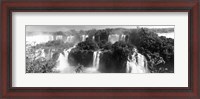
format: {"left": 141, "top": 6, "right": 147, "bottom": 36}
{"left": 109, "top": 41, "right": 134, "bottom": 72}
{"left": 128, "top": 28, "right": 174, "bottom": 73}
{"left": 94, "top": 29, "right": 109, "bottom": 43}
{"left": 76, "top": 38, "right": 99, "bottom": 51}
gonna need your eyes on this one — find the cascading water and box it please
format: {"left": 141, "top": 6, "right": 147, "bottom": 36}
{"left": 92, "top": 36, "right": 95, "bottom": 41}
{"left": 121, "top": 34, "right": 126, "bottom": 41}
{"left": 92, "top": 50, "right": 101, "bottom": 69}
{"left": 66, "top": 36, "right": 70, "bottom": 42}
{"left": 108, "top": 34, "right": 120, "bottom": 44}
{"left": 63, "top": 46, "right": 75, "bottom": 64}
{"left": 81, "top": 35, "right": 88, "bottom": 41}
{"left": 126, "top": 49, "right": 149, "bottom": 73}
{"left": 54, "top": 45, "right": 77, "bottom": 73}
{"left": 74, "top": 50, "right": 101, "bottom": 73}
{"left": 55, "top": 52, "right": 68, "bottom": 72}
{"left": 66, "top": 35, "right": 74, "bottom": 42}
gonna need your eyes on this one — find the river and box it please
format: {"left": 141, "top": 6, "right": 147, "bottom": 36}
{"left": 157, "top": 32, "right": 174, "bottom": 39}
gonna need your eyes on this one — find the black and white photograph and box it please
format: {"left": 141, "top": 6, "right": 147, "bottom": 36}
{"left": 26, "top": 25, "right": 174, "bottom": 73}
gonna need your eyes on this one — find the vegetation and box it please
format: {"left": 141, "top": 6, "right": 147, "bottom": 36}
{"left": 26, "top": 40, "right": 73, "bottom": 73}
{"left": 68, "top": 39, "right": 96, "bottom": 67}
{"left": 26, "top": 27, "right": 174, "bottom": 73}
{"left": 127, "top": 28, "right": 174, "bottom": 72}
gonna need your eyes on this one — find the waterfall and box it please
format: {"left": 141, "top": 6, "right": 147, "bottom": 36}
{"left": 108, "top": 34, "right": 120, "bottom": 44}
{"left": 66, "top": 36, "right": 70, "bottom": 42}
{"left": 121, "top": 34, "right": 126, "bottom": 41}
{"left": 126, "top": 49, "right": 149, "bottom": 73}
{"left": 81, "top": 35, "right": 84, "bottom": 41}
{"left": 54, "top": 45, "right": 77, "bottom": 73}
{"left": 55, "top": 53, "right": 68, "bottom": 72}
{"left": 40, "top": 49, "right": 45, "bottom": 58}
{"left": 66, "top": 35, "right": 74, "bottom": 42}
{"left": 56, "top": 35, "right": 63, "bottom": 40}
{"left": 92, "top": 50, "right": 101, "bottom": 69}
{"left": 92, "top": 36, "right": 95, "bottom": 41}
{"left": 49, "top": 35, "right": 54, "bottom": 41}
{"left": 81, "top": 35, "right": 88, "bottom": 41}
{"left": 74, "top": 50, "right": 101, "bottom": 73}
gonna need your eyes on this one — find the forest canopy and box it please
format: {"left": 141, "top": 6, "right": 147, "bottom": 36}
{"left": 26, "top": 27, "right": 174, "bottom": 73}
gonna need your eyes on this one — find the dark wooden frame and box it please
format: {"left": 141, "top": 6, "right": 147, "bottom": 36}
{"left": 1, "top": 0, "right": 199, "bottom": 98}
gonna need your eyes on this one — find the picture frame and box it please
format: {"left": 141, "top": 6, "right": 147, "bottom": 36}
{"left": 1, "top": 0, "right": 199, "bottom": 98}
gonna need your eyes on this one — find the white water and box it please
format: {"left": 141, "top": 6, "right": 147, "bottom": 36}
{"left": 108, "top": 34, "right": 126, "bottom": 44}
{"left": 55, "top": 53, "right": 70, "bottom": 73}
{"left": 70, "top": 50, "right": 101, "bottom": 73}
{"left": 81, "top": 35, "right": 88, "bottom": 41}
{"left": 54, "top": 45, "right": 102, "bottom": 73}
{"left": 26, "top": 34, "right": 53, "bottom": 45}
{"left": 108, "top": 34, "right": 120, "bottom": 44}
{"left": 55, "top": 35, "right": 63, "bottom": 40}
{"left": 66, "top": 35, "right": 74, "bottom": 42}
{"left": 92, "top": 36, "right": 95, "bottom": 41}
{"left": 126, "top": 50, "right": 149, "bottom": 73}
{"left": 157, "top": 32, "right": 174, "bottom": 39}
{"left": 92, "top": 51, "right": 101, "bottom": 69}
{"left": 81, "top": 67, "right": 100, "bottom": 73}
{"left": 120, "top": 34, "right": 126, "bottom": 41}
{"left": 54, "top": 45, "right": 77, "bottom": 73}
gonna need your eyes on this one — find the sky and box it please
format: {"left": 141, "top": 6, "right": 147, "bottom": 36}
{"left": 26, "top": 25, "right": 175, "bottom": 33}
